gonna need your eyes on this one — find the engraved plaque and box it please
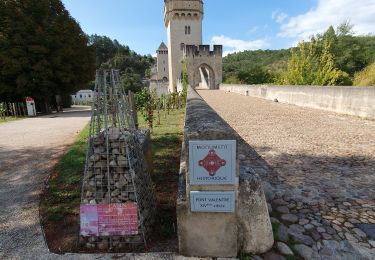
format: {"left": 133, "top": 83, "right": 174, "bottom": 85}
{"left": 190, "top": 191, "right": 235, "bottom": 213}
{"left": 189, "top": 140, "right": 236, "bottom": 185}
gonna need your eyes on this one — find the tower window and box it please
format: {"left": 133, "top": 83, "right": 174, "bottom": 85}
{"left": 185, "top": 26, "right": 191, "bottom": 35}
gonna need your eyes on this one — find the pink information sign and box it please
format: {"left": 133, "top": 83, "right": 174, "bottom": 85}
{"left": 80, "top": 203, "right": 138, "bottom": 237}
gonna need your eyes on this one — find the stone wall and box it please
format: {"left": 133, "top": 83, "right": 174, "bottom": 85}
{"left": 177, "top": 86, "right": 273, "bottom": 257}
{"left": 220, "top": 84, "right": 375, "bottom": 119}
{"left": 149, "top": 80, "right": 169, "bottom": 97}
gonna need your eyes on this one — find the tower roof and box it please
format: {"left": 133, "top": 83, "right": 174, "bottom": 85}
{"left": 158, "top": 42, "right": 168, "bottom": 50}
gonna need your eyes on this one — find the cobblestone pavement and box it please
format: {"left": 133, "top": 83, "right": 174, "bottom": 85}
{"left": 0, "top": 107, "right": 91, "bottom": 259}
{"left": 198, "top": 90, "right": 375, "bottom": 259}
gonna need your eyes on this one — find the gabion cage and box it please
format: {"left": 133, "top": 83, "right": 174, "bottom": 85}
{"left": 80, "top": 69, "right": 156, "bottom": 251}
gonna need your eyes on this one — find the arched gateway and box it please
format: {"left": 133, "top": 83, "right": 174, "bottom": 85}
{"left": 182, "top": 44, "right": 223, "bottom": 89}
{"left": 193, "top": 63, "right": 215, "bottom": 89}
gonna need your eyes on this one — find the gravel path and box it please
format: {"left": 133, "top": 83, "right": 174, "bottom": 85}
{"left": 198, "top": 89, "right": 375, "bottom": 259}
{"left": 0, "top": 107, "right": 91, "bottom": 259}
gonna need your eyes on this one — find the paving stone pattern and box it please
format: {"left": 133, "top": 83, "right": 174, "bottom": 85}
{"left": 198, "top": 90, "right": 375, "bottom": 259}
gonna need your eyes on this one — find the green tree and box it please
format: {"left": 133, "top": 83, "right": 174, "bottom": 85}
{"left": 281, "top": 41, "right": 315, "bottom": 85}
{"left": 94, "top": 36, "right": 153, "bottom": 93}
{"left": 0, "top": 0, "right": 95, "bottom": 111}
{"left": 282, "top": 37, "right": 350, "bottom": 86}
{"left": 314, "top": 39, "right": 350, "bottom": 85}
{"left": 337, "top": 21, "right": 355, "bottom": 36}
{"left": 88, "top": 35, "right": 129, "bottom": 68}
{"left": 120, "top": 71, "right": 143, "bottom": 93}
{"left": 135, "top": 89, "right": 156, "bottom": 129}
{"left": 322, "top": 22, "right": 374, "bottom": 76}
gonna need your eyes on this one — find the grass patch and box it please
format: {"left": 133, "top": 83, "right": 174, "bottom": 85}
{"left": 272, "top": 222, "right": 281, "bottom": 241}
{"left": 138, "top": 109, "right": 185, "bottom": 240}
{"left": 0, "top": 117, "right": 25, "bottom": 123}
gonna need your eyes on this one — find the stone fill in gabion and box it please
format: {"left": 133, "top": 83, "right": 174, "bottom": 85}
{"left": 83, "top": 128, "right": 138, "bottom": 205}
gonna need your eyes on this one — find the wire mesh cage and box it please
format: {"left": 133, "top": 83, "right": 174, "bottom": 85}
{"left": 79, "top": 69, "right": 156, "bottom": 251}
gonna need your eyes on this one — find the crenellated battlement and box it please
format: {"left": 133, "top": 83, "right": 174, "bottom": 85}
{"left": 181, "top": 44, "right": 223, "bottom": 57}
{"left": 164, "top": 0, "right": 204, "bottom": 27}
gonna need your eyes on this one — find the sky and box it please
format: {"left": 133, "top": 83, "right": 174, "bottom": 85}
{"left": 61, "top": 0, "right": 375, "bottom": 56}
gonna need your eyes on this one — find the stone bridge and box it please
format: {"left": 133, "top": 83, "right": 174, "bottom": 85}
{"left": 196, "top": 87, "right": 375, "bottom": 259}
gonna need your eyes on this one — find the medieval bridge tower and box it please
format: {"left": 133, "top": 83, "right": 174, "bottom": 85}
{"left": 164, "top": 0, "right": 222, "bottom": 92}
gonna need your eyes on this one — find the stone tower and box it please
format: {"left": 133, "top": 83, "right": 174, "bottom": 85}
{"left": 164, "top": 0, "right": 203, "bottom": 92}
{"left": 156, "top": 42, "right": 169, "bottom": 81}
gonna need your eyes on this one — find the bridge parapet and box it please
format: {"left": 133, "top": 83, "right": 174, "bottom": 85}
{"left": 177, "top": 86, "right": 273, "bottom": 257}
{"left": 220, "top": 84, "right": 375, "bottom": 120}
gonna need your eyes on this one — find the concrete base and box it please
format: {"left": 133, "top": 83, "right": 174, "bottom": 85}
{"left": 177, "top": 202, "right": 238, "bottom": 257}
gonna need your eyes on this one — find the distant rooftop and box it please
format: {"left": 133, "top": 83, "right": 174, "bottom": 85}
{"left": 158, "top": 42, "right": 168, "bottom": 50}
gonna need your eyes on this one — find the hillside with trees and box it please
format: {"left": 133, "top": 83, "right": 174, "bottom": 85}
{"left": 354, "top": 62, "right": 375, "bottom": 86}
{"left": 89, "top": 35, "right": 153, "bottom": 93}
{"left": 223, "top": 23, "right": 375, "bottom": 86}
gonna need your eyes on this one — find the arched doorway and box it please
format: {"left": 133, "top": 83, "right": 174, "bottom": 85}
{"left": 192, "top": 64, "right": 216, "bottom": 89}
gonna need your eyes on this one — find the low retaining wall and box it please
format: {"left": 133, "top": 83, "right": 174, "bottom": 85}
{"left": 220, "top": 84, "right": 375, "bottom": 119}
{"left": 177, "top": 86, "right": 273, "bottom": 257}
{"left": 149, "top": 80, "right": 169, "bottom": 97}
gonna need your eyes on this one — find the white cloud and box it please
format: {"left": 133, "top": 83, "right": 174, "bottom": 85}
{"left": 272, "top": 10, "right": 288, "bottom": 24}
{"left": 211, "top": 35, "right": 269, "bottom": 56}
{"left": 249, "top": 26, "right": 259, "bottom": 34}
{"left": 278, "top": 0, "right": 375, "bottom": 41}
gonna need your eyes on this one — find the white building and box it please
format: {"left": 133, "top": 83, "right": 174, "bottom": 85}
{"left": 71, "top": 89, "right": 94, "bottom": 103}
